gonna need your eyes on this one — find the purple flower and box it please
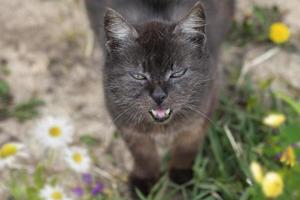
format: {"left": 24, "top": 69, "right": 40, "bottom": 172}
{"left": 292, "top": 143, "right": 300, "bottom": 148}
{"left": 82, "top": 173, "right": 93, "bottom": 185}
{"left": 91, "top": 183, "right": 104, "bottom": 196}
{"left": 72, "top": 187, "right": 84, "bottom": 198}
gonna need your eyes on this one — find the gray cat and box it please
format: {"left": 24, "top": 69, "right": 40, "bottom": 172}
{"left": 85, "top": 0, "right": 235, "bottom": 196}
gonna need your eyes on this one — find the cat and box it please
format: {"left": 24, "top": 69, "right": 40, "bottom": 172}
{"left": 85, "top": 0, "right": 235, "bottom": 196}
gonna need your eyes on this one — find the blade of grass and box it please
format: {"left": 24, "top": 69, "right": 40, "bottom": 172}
{"left": 275, "top": 92, "right": 300, "bottom": 114}
{"left": 208, "top": 129, "right": 228, "bottom": 178}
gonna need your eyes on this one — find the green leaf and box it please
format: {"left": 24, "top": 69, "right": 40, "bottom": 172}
{"left": 253, "top": 6, "right": 267, "bottom": 25}
{"left": 135, "top": 188, "right": 148, "bottom": 200}
{"left": 34, "top": 165, "right": 45, "bottom": 189}
{"left": 259, "top": 78, "right": 274, "bottom": 90}
{"left": 279, "top": 124, "right": 300, "bottom": 146}
{"left": 275, "top": 92, "right": 300, "bottom": 115}
{"left": 11, "top": 98, "right": 44, "bottom": 121}
{"left": 79, "top": 135, "right": 99, "bottom": 146}
{"left": 0, "top": 79, "right": 12, "bottom": 107}
{"left": 208, "top": 129, "right": 229, "bottom": 178}
{"left": 0, "top": 79, "right": 10, "bottom": 96}
{"left": 26, "top": 187, "right": 41, "bottom": 200}
{"left": 9, "top": 182, "right": 25, "bottom": 200}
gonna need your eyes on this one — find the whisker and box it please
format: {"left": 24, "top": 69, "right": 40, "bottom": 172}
{"left": 183, "top": 104, "right": 215, "bottom": 127}
{"left": 101, "top": 103, "right": 138, "bottom": 133}
{"left": 113, "top": 104, "right": 137, "bottom": 123}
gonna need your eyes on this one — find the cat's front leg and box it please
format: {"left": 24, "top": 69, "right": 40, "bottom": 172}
{"left": 122, "top": 133, "right": 161, "bottom": 197}
{"left": 169, "top": 120, "right": 207, "bottom": 185}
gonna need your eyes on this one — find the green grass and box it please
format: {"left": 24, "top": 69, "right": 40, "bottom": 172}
{"left": 0, "top": 79, "right": 44, "bottom": 122}
{"left": 125, "top": 80, "right": 298, "bottom": 200}
{"left": 78, "top": 79, "right": 298, "bottom": 200}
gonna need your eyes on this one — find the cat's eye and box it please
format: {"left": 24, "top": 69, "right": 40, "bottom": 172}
{"left": 130, "top": 72, "right": 147, "bottom": 80}
{"left": 170, "top": 69, "right": 187, "bottom": 78}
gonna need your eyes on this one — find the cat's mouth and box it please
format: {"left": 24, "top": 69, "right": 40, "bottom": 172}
{"left": 149, "top": 108, "right": 172, "bottom": 123}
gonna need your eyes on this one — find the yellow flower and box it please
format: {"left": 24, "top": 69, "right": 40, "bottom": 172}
{"left": 280, "top": 146, "right": 296, "bottom": 167}
{"left": 250, "top": 161, "right": 264, "bottom": 183}
{"left": 263, "top": 114, "right": 286, "bottom": 128}
{"left": 0, "top": 143, "right": 27, "bottom": 169}
{"left": 262, "top": 172, "right": 284, "bottom": 198}
{"left": 269, "top": 22, "right": 290, "bottom": 44}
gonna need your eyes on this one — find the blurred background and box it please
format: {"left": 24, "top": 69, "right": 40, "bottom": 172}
{"left": 0, "top": 0, "right": 299, "bottom": 199}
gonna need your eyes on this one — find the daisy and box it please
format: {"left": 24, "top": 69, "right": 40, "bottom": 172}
{"left": 0, "top": 142, "right": 27, "bottom": 169}
{"left": 40, "top": 185, "right": 72, "bottom": 200}
{"left": 65, "top": 147, "right": 91, "bottom": 173}
{"left": 34, "top": 116, "right": 74, "bottom": 149}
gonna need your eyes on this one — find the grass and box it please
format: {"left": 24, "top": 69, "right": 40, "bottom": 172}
{"left": 0, "top": 79, "right": 44, "bottom": 122}
{"left": 80, "top": 79, "right": 298, "bottom": 200}
{"left": 125, "top": 79, "right": 299, "bottom": 200}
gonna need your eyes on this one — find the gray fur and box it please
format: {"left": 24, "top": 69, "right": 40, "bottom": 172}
{"left": 85, "top": 0, "right": 235, "bottom": 135}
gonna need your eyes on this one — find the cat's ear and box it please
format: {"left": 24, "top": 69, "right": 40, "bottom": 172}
{"left": 174, "top": 1, "right": 206, "bottom": 47}
{"left": 104, "top": 8, "right": 138, "bottom": 51}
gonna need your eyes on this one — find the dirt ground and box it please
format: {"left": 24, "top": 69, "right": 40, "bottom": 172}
{"left": 0, "top": 0, "right": 299, "bottom": 196}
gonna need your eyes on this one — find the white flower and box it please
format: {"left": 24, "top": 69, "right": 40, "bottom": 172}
{"left": 0, "top": 142, "right": 27, "bottom": 169}
{"left": 34, "top": 116, "right": 74, "bottom": 149}
{"left": 65, "top": 147, "right": 91, "bottom": 173}
{"left": 40, "top": 185, "right": 72, "bottom": 200}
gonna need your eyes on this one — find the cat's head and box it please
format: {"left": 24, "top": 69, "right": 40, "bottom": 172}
{"left": 103, "top": 2, "right": 214, "bottom": 126}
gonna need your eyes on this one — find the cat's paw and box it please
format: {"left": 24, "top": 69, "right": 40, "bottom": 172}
{"left": 169, "top": 168, "right": 193, "bottom": 185}
{"left": 129, "top": 174, "right": 159, "bottom": 198}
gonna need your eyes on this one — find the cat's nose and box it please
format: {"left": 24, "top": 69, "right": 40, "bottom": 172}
{"left": 151, "top": 87, "right": 168, "bottom": 105}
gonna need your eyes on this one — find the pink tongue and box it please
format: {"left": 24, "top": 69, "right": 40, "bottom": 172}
{"left": 155, "top": 109, "right": 166, "bottom": 118}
